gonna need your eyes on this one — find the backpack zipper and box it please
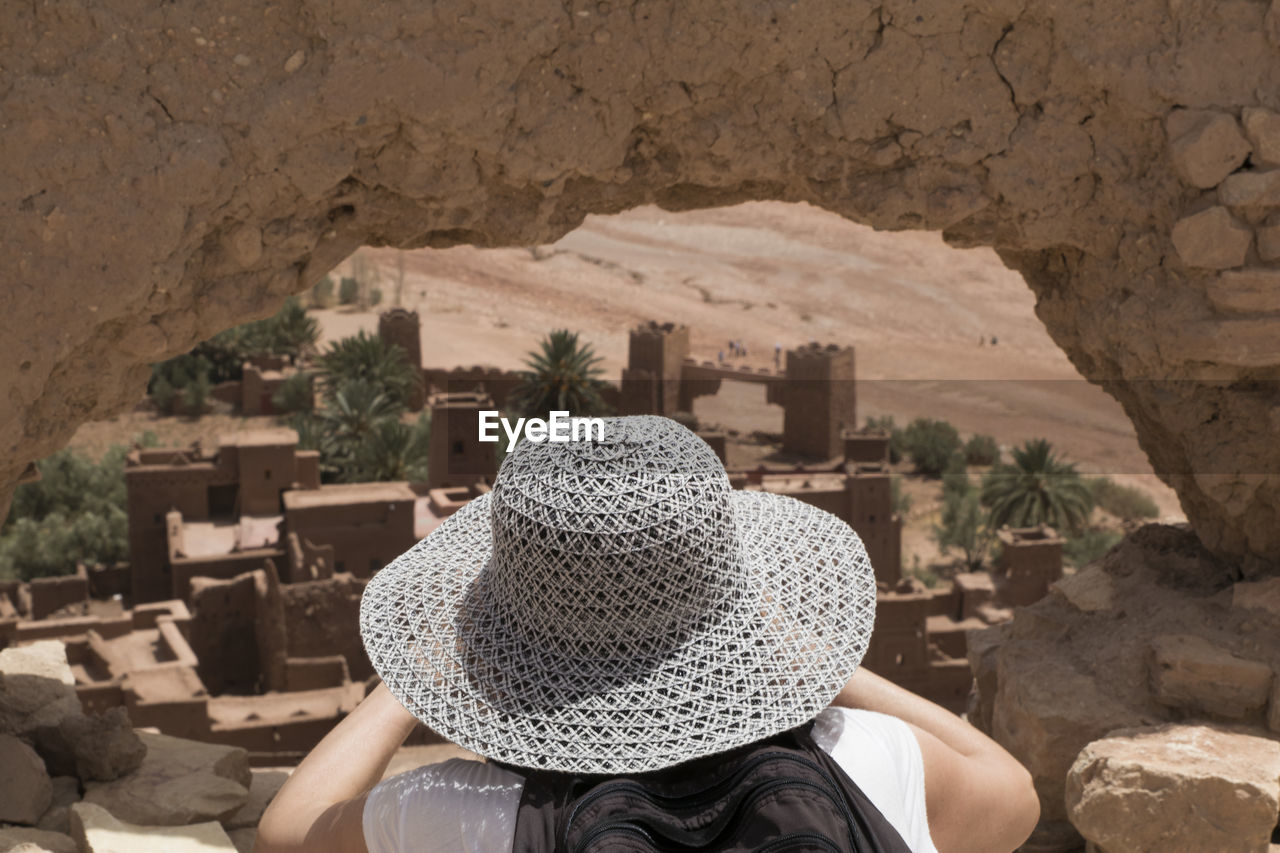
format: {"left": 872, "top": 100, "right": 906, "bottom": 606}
{"left": 568, "top": 771, "right": 861, "bottom": 852}
{"left": 756, "top": 832, "right": 847, "bottom": 852}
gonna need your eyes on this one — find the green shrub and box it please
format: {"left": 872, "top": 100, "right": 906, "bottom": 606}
{"left": 863, "top": 416, "right": 904, "bottom": 464}
{"left": 1064, "top": 528, "right": 1123, "bottom": 568}
{"left": 1, "top": 447, "right": 130, "bottom": 580}
{"left": 150, "top": 374, "right": 176, "bottom": 414}
{"left": 1088, "top": 477, "right": 1159, "bottom": 521}
{"left": 272, "top": 371, "right": 315, "bottom": 414}
{"left": 941, "top": 453, "right": 972, "bottom": 499}
{"left": 902, "top": 418, "right": 961, "bottom": 477}
{"left": 312, "top": 276, "right": 336, "bottom": 308}
{"left": 964, "top": 434, "right": 1000, "bottom": 466}
{"left": 181, "top": 369, "right": 211, "bottom": 415}
{"left": 932, "top": 488, "right": 994, "bottom": 571}
{"left": 338, "top": 276, "right": 360, "bottom": 305}
{"left": 890, "top": 475, "right": 912, "bottom": 516}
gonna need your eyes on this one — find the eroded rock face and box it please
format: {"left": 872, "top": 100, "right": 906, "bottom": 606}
{"left": 975, "top": 524, "right": 1280, "bottom": 849}
{"left": 5, "top": 0, "right": 1280, "bottom": 567}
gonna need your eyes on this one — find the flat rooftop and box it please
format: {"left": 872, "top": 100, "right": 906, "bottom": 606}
{"left": 219, "top": 428, "right": 300, "bottom": 448}
{"left": 282, "top": 481, "right": 417, "bottom": 509}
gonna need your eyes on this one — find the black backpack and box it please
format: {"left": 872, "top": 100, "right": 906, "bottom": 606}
{"left": 507, "top": 722, "right": 915, "bottom": 853}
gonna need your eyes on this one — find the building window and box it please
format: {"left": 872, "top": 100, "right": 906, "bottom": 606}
{"left": 452, "top": 441, "right": 464, "bottom": 455}
{"left": 335, "top": 560, "right": 345, "bottom": 573}
{"left": 264, "top": 469, "right": 271, "bottom": 480}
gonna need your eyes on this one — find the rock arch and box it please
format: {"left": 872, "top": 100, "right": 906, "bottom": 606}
{"left": 5, "top": 0, "right": 1280, "bottom": 570}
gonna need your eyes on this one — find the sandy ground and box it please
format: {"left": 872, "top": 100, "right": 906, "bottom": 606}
{"left": 67, "top": 201, "right": 1184, "bottom": 573}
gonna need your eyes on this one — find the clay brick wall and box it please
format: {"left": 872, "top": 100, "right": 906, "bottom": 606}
{"left": 781, "top": 343, "right": 856, "bottom": 459}
{"left": 427, "top": 393, "right": 498, "bottom": 489}
{"left": 625, "top": 322, "right": 689, "bottom": 415}
{"left": 379, "top": 309, "right": 425, "bottom": 411}
{"left": 235, "top": 442, "right": 296, "bottom": 515}
{"left": 286, "top": 497, "right": 416, "bottom": 578}
{"left": 847, "top": 465, "right": 901, "bottom": 585}
{"left": 843, "top": 432, "right": 890, "bottom": 464}
{"left": 188, "top": 572, "right": 263, "bottom": 694}
{"left": 422, "top": 366, "right": 522, "bottom": 410}
{"left": 280, "top": 574, "right": 371, "bottom": 682}
{"left": 27, "top": 569, "right": 89, "bottom": 620}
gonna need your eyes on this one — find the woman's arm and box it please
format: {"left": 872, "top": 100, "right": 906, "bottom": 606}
{"left": 832, "top": 666, "right": 1040, "bottom": 853}
{"left": 255, "top": 682, "right": 421, "bottom": 853}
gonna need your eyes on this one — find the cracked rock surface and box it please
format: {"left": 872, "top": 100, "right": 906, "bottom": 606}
{"left": 5, "top": 0, "right": 1280, "bottom": 569}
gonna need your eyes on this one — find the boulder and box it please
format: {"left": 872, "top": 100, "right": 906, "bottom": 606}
{"left": 991, "top": 642, "right": 1141, "bottom": 822}
{"left": 69, "top": 803, "right": 238, "bottom": 853}
{"left": 1205, "top": 269, "right": 1280, "bottom": 314}
{"left": 965, "top": 625, "right": 1005, "bottom": 735}
{"left": 0, "top": 641, "right": 80, "bottom": 737}
{"left": 1050, "top": 565, "right": 1114, "bottom": 612}
{"left": 35, "top": 707, "right": 145, "bottom": 783}
{"left": 1067, "top": 723, "right": 1280, "bottom": 853}
{"left": 1242, "top": 107, "right": 1280, "bottom": 166}
{"left": 222, "top": 767, "right": 290, "bottom": 830}
{"left": 1148, "top": 633, "right": 1273, "bottom": 720}
{"left": 1166, "top": 110, "right": 1252, "bottom": 188}
{"left": 0, "top": 733, "right": 53, "bottom": 826}
{"left": 82, "top": 732, "right": 249, "bottom": 826}
{"left": 0, "top": 828, "right": 76, "bottom": 853}
{"left": 36, "top": 776, "right": 81, "bottom": 836}
{"left": 1170, "top": 206, "right": 1253, "bottom": 269}
{"left": 1219, "top": 168, "right": 1280, "bottom": 209}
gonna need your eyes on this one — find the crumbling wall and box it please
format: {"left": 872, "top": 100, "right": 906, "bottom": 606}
{"left": 7, "top": 0, "right": 1280, "bottom": 570}
{"left": 970, "top": 523, "right": 1280, "bottom": 849}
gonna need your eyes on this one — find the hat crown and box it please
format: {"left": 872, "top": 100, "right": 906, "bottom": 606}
{"left": 488, "top": 416, "right": 744, "bottom": 657}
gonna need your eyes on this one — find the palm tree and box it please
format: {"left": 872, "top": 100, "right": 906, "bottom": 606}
{"left": 346, "top": 415, "right": 431, "bottom": 483}
{"left": 508, "top": 330, "right": 611, "bottom": 419}
{"left": 268, "top": 297, "right": 320, "bottom": 360}
{"left": 980, "top": 438, "right": 1094, "bottom": 534}
{"left": 316, "top": 331, "right": 422, "bottom": 409}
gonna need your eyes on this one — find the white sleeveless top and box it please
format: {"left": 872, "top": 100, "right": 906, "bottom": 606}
{"left": 364, "top": 708, "right": 938, "bottom": 853}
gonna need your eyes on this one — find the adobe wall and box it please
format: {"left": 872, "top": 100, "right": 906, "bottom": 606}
{"left": 188, "top": 571, "right": 264, "bottom": 694}
{"left": 279, "top": 574, "right": 371, "bottom": 682}
{"left": 9, "top": 0, "right": 1280, "bottom": 573}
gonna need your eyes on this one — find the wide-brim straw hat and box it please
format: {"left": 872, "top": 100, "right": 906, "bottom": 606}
{"left": 360, "top": 415, "right": 876, "bottom": 774}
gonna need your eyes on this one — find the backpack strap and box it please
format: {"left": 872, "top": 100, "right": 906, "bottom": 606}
{"left": 789, "top": 724, "right": 916, "bottom": 853}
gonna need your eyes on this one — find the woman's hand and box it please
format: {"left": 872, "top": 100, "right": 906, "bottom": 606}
{"left": 256, "top": 682, "right": 421, "bottom": 853}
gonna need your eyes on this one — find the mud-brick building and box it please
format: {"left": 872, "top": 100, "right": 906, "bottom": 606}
{"left": 126, "top": 429, "right": 424, "bottom": 604}
{"left": 125, "top": 431, "right": 318, "bottom": 603}
{"left": 282, "top": 483, "right": 417, "bottom": 578}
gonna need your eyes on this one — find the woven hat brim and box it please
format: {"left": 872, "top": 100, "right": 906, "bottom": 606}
{"left": 360, "top": 489, "right": 876, "bottom": 775}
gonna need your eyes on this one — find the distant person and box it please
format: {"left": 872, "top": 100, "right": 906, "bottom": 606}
{"left": 258, "top": 416, "right": 1040, "bottom": 853}
{"left": 775, "top": 342, "right": 783, "bottom": 367}
{"left": 728, "top": 339, "right": 736, "bottom": 357}
{"left": 718, "top": 350, "right": 724, "bottom": 364}
{"left": 991, "top": 336, "right": 998, "bottom": 346}
{"left": 741, "top": 341, "right": 749, "bottom": 358}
